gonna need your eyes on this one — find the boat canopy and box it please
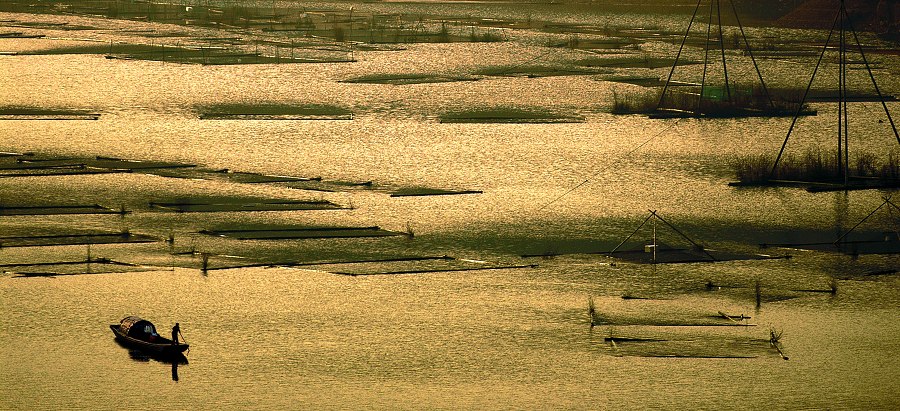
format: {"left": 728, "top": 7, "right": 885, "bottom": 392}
{"left": 119, "top": 316, "right": 158, "bottom": 338}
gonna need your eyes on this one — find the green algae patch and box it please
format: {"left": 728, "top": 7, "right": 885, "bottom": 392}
{"left": 341, "top": 73, "right": 479, "bottom": 85}
{"left": 473, "top": 64, "right": 605, "bottom": 78}
{"left": 197, "top": 103, "right": 353, "bottom": 120}
{"left": 439, "top": 107, "right": 584, "bottom": 124}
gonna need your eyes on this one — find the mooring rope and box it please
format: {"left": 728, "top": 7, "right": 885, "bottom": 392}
{"left": 534, "top": 118, "right": 681, "bottom": 212}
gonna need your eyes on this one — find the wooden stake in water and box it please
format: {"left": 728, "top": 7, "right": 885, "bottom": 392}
{"left": 86, "top": 244, "right": 92, "bottom": 274}
{"left": 201, "top": 252, "right": 209, "bottom": 274}
{"left": 755, "top": 280, "right": 762, "bottom": 309}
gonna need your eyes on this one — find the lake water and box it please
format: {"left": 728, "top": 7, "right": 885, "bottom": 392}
{"left": 1, "top": 2, "right": 900, "bottom": 409}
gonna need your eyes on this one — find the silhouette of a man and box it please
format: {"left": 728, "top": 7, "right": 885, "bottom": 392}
{"left": 172, "top": 323, "right": 180, "bottom": 345}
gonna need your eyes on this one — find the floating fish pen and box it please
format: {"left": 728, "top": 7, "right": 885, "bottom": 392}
{"left": 318, "top": 256, "right": 536, "bottom": 276}
{"left": 439, "top": 107, "right": 585, "bottom": 124}
{"left": 758, "top": 197, "right": 900, "bottom": 256}
{"left": 149, "top": 199, "right": 345, "bottom": 213}
{"left": 472, "top": 64, "right": 605, "bottom": 78}
{"left": 198, "top": 226, "right": 403, "bottom": 240}
{"left": 0, "top": 204, "right": 124, "bottom": 216}
{"left": 197, "top": 103, "right": 353, "bottom": 120}
{"left": 193, "top": 255, "right": 459, "bottom": 273}
{"left": 523, "top": 210, "right": 788, "bottom": 263}
{"left": 761, "top": 235, "right": 900, "bottom": 255}
{"left": 191, "top": 255, "right": 512, "bottom": 275}
{"left": 576, "top": 56, "right": 692, "bottom": 70}
{"left": 340, "top": 73, "right": 480, "bottom": 85}
{"left": 143, "top": 167, "right": 322, "bottom": 185}
{"left": 88, "top": 156, "right": 196, "bottom": 170}
{"left": 0, "top": 107, "right": 100, "bottom": 120}
{"left": 605, "top": 244, "right": 787, "bottom": 265}
{"left": 279, "top": 179, "right": 374, "bottom": 193}
{"left": 604, "top": 337, "right": 777, "bottom": 359}
{"left": 0, "top": 231, "right": 158, "bottom": 248}
{"left": 202, "top": 170, "right": 320, "bottom": 184}
{"left": 331, "top": 263, "right": 538, "bottom": 277}
{"left": 389, "top": 187, "right": 483, "bottom": 197}
{"left": 2, "top": 258, "right": 150, "bottom": 277}
{"left": 0, "top": 31, "right": 45, "bottom": 38}
{"left": 0, "top": 153, "right": 196, "bottom": 177}
{"left": 193, "top": 255, "right": 464, "bottom": 274}
{"left": 596, "top": 312, "right": 757, "bottom": 327}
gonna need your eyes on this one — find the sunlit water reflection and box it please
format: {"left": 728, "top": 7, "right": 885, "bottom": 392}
{"left": 1, "top": 4, "right": 900, "bottom": 410}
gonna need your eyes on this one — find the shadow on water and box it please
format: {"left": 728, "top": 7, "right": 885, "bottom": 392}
{"left": 114, "top": 339, "right": 188, "bottom": 382}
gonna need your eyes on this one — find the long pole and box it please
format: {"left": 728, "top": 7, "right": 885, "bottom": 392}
{"left": 842, "top": 1, "right": 849, "bottom": 186}
{"left": 717, "top": 0, "right": 731, "bottom": 103}
{"left": 838, "top": 1, "right": 844, "bottom": 182}
{"left": 770, "top": 9, "right": 841, "bottom": 179}
{"left": 698, "top": 0, "right": 714, "bottom": 115}
{"left": 847, "top": 15, "right": 900, "bottom": 146}
{"left": 657, "top": 0, "right": 705, "bottom": 111}
{"left": 729, "top": 0, "right": 774, "bottom": 109}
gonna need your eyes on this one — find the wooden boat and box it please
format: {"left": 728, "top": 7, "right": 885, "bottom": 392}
{"left": 110, "top": 316, "right": 188, "bottom": 354}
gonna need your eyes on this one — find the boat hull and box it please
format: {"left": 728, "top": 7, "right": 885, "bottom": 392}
{"left": 109, "top": 325, "right": 189, "bottom": 354}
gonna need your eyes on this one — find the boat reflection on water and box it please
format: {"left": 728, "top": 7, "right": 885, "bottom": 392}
{"left": 114, "top": 339, "right": 188, "bottom": 381}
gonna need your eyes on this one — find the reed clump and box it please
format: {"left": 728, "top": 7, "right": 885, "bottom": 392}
{"left": 769, "top": 327, "right": 783, "bottom": 344}
{"left": 468, "top": 29, "right": 504, "bottom": 43}
{"left": 769, "top": 327, "right": 789, "bottom": 360}
{"left": 611, "top": 88, "right": 660, "bottom": 114}
{"left": 731, "top": 149, "right": 900, "bottom": 184}
{"left": 588, "top": 296, "right": 599, "bottom": 327}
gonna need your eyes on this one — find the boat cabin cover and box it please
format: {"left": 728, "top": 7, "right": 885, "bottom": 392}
{"left": 118, "top": 316, "right": 159, "bottom": 339}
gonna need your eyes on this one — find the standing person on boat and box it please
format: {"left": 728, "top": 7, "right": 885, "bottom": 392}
{"left": 172, "top": 323, "right": 180, "bottom": 345}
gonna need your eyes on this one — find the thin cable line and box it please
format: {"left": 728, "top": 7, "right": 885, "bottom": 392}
{"left": 534, "top": 119, "right": 681, "bottom": 212}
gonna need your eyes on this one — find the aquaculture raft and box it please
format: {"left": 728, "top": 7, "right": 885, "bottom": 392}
{"left": 733, "top": 0, "right": 900, "bottom": 190}
{"left": 650, "top": 0, "right": 806, "bottom": 119}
